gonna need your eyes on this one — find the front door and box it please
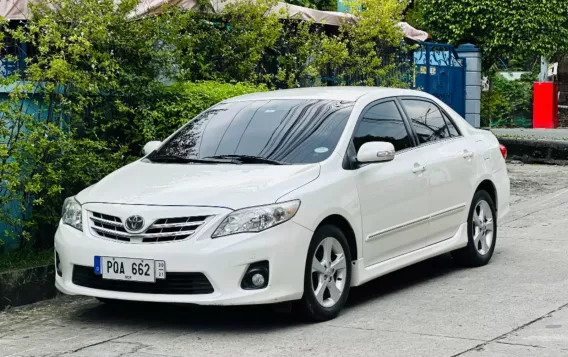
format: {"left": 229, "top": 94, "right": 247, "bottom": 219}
{"left": 352, "top": 100, "right": 430, "bottom": 267}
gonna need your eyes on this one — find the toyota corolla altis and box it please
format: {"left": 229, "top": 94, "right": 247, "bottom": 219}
{"left": 55, "top": 87, "right": 510, "bottom": 321}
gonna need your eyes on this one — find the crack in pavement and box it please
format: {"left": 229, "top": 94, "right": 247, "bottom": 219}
{"left": 56, "top": 329, "right": 149, "bottom": 356}
{"left": 114, "top": 341, "right": 151, "bottom": 357}
{"left": 503, "top": 188, "right": 568, "bottom": 226}
{"left": 503, "top": 201, "right": 568, "bottom": 227}
{"left": 496, "top": 341, "right": 545, "bottom": 349}
{"left": 449, "top": 302, "right": 568, "bottom": 357}
{"left": 329, "top": 324, "right": 487, "bottom": 342}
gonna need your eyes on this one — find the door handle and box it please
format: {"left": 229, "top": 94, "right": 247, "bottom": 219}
{"left": 412, "top": 164, "right": 426, "bottom": 174}
{"left": 462, "top": 150, "right": 474, "bottom": 159}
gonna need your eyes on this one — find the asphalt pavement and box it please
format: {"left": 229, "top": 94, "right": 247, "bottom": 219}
{"left": 1, "top": 163, "right": 568, "bottom": 357}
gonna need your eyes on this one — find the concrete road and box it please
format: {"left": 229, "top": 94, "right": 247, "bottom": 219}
{"left": 2, "top": 164, "right": 568, "bottom": 357}
{"left": 492, "top": 128, "right": 568, "bottom": 141}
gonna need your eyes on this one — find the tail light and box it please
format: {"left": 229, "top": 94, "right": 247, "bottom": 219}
{"left": 499, "top": 144, "right": 507, "bottom": 160}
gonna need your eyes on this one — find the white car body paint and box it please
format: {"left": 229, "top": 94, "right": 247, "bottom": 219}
{"left": 55, "top": 87, "right": 510, "bottom": 305}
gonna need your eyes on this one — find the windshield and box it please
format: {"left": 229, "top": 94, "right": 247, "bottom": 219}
{"left": 151, "top": 99, "right": 354, "bottom": 164}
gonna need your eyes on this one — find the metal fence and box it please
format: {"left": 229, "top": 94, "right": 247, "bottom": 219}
{"left": 0, "top": 33, "right": 27, "bottom": 79}
{"left": 316, "top": 42, "right": 466, "bottom": 117}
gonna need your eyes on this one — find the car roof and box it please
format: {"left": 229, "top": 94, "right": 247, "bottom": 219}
{"left": 224, "top": 86, "right": 431, "bottom": 103}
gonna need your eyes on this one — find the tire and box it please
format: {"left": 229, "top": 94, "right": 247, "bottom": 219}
{"left": 451, "top": 190, "right": 497, "bottom": 267}
{"left": 296, "top": 224, "right": 352, "bottom": 322}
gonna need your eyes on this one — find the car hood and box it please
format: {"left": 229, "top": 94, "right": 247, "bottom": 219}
{"left": 76, "top": 161, "right": 320, "bottom": 209}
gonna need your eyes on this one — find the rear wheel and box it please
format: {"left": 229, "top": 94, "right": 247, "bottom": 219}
{"left": 451, "top": 190, "right": 497, "bottom": 267}
{"left": 296, "top": 224, "right": 352, "bottom": 322}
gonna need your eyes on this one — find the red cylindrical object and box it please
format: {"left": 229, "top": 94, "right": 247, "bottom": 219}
{"left": 533, "top": 82, "right": 558, "bottom": 128}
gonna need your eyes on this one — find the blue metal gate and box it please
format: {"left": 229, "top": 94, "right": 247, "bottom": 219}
{"left": 414, "top": 42, "right": 466, "bottom": 117}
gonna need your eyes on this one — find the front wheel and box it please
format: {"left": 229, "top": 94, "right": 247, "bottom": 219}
{"left": 451, "top": 190, "right": 497, "bottom": 267}
{"left": 296, "top": 224, "right": 352, "bottom": 322}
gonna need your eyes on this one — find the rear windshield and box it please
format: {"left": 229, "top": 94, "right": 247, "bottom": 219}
{"left": 154, "top": 99, "right": 354, "bottom": 164}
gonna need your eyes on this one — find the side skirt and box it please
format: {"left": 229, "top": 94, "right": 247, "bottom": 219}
{"left": 351, "top": 222, "right": 468, "bottom": 287}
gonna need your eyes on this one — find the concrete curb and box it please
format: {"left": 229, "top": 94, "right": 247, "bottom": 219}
{"left": 497, "top": 137, "right": 568, "bottom": 165}
{"left": 0, "top": 264, "right": 57, "bottom": 310}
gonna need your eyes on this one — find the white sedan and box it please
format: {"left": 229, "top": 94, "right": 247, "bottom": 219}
{"left": 55, "top": 87, "right": 510, "bottom": 321}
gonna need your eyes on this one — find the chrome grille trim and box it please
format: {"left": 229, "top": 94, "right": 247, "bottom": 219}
{"left": 90, "top": 216, "right": 124, "bottom": 227}
{"left": 88, "top": 211, "right": 212, "bottom": 243}
{"left": 91, "top": 226, "right": 193, "bottom": 239}
{"left": 150, "top": 221, "right": 204, "bottom": 229}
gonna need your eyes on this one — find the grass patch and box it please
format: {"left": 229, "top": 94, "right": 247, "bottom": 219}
{"left": 0, "top": 249, "right": 53, "bottom": 273}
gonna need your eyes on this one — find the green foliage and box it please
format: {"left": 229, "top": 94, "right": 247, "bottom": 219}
{"left": 0, "top": 0, "right": 407, "bottom": 250}
{"left": 416, "top": 0, "right": 568, "bottom": 70}
{"left": 0, "top": 83, "right": 128, "bottom": 248}
{"left": 174, "top": 0, "right": 284, "bottom": 83}
{"left": 404, "top": 0, "right": 427, "bottom": 30}
{"left": 169, "top": 0, "right": 408, "bottom": 87}
{"left": 147, "top": 81, "right": 268, "bottom": 142}
{"left": 337, "top": 0, "right": 409, "bottom": 86}
{"left": 481, "top": 73, "right": 536, "bottom": 128}
{"left": 0, "top": 249, "right": 53, "bottom": 272}
{"left": 262, "top": 20, "right": 334, "bottom": 88}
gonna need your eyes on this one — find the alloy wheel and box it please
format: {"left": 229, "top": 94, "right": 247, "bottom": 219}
{"left": 311, "top": 237, "right": 348, "bottom": 308}
{"left": 472, "top": 200, "right": 494, "bottom": 256}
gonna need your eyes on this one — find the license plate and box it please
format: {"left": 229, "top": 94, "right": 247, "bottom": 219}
{"left": 94, "top": 256, "right": 166, "bottom": 282}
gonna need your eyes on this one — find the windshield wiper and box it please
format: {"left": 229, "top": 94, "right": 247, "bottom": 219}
{"left": 147, "top": 155, "right": 228, "bottom": 164}
{"left": 203, "top": 155, "right": 285, "bottom": 165}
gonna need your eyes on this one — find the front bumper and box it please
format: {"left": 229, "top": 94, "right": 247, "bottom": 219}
{"left": 55, "top": 205, "right": 313, "bottom": 305}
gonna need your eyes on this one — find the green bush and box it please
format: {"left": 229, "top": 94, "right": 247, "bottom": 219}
{"left": 415, "top": 0, "right": 568, "bottom": 71}
{"left": 148, "top": 81, "right": 267, "bottom": 142}
{"left": 0, "top": 83, "right": 129, "bottom": 249}
{"left": 0, "top": 248, "right": 53, "bottom": 272}
{"left": 481, "top": 73, "right": 535, "bottom": 128}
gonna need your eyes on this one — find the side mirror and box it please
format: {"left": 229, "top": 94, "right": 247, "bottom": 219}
{"left": 357, "top": 141, "right": 395, "bottom": 163}
{"left": 142, "top": 141, "right": 162, "bottom": 156}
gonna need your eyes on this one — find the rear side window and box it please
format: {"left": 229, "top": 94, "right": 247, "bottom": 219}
{"left": 353, "top": 101, "right": 412, "bottom": 152}
{"left": 401, "top": 99, "right": 452, "bottom": 144}
{"left": 443, "top": 112, "right": 460, "bottom": 137}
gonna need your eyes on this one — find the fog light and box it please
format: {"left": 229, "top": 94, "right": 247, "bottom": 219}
{"left": 241, "top": 261, "right": 269, "bottom": 290}
{"left": 251, "top": 273, "right": 265, "bottom": 287}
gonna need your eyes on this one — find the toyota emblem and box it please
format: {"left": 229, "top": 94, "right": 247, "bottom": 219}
{"left": 125, "top": 215, "right": 145, "bottom": 232}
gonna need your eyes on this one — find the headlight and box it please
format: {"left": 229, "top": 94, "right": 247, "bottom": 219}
{"left": 61, "top": 197, "right": 83, "bottom": 231}
{"left": 212, "top": 200, "right": 300, "bottom": 238}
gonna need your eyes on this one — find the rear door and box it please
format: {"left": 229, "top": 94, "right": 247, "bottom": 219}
{"left": 399, "top": 97, "right": 478, "bottom": 246}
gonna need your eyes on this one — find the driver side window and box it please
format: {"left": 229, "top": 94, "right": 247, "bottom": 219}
{"left": 352, "top": 101, "right": 412, "bottom": 153}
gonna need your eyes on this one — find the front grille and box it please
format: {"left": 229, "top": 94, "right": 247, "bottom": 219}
{"left": 72, "top": 265, "right": 214, "bottom": 295}
{"left": 89, "top": 212, "right": 211, "bottom": 243}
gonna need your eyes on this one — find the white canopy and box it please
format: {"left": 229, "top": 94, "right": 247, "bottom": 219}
{"left": 1, "top": 0, "right": 36, "bottom": 20}
{"left": 129, "top": 0, "right": 357, "bottom": 26}
{"left": 1, "top": 0, "right": 429, "bottom": 40}
{"left": 1, "top": 0, "right": 357, "bottom": 26}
